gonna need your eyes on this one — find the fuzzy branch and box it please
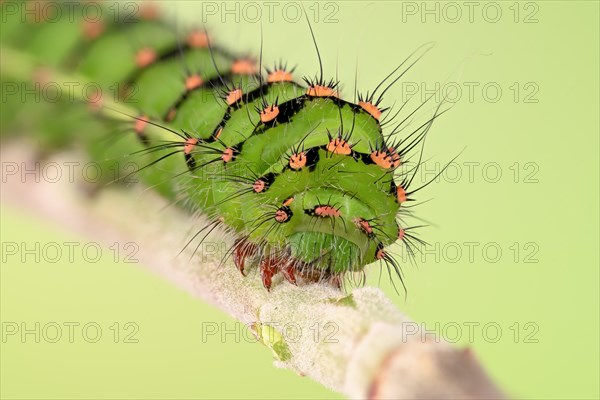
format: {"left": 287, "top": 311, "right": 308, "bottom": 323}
{"left": 1, "top": 144, "right": 505, "bottom": 399}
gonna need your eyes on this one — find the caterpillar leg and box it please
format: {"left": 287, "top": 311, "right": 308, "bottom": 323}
{"left": 280, "top": 260, "right": 298, "bottom": 286}
{"left": 234, "top": 241, "right": 298, "bottom": 288}
{"left": 296, "top": 266, "right": 342, "bottom": 289}
{"left": 259, "top": 255, "right": 280, "bottom": 291}
{"left": 233, "top": 238, "right": 258, "bottom": 276}
{"left": 328, "top": 274, "right": 343, "bottom": 290}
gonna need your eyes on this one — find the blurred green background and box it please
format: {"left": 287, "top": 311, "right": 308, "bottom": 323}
{"left": 1, "top": 1, "right": 598, "bottom": 399}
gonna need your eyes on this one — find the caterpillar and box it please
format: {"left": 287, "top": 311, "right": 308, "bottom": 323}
{"left": 0, "top": 0, "right": 444, "bottom": 291}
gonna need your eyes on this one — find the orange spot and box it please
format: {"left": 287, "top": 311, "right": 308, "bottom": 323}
{"left": 289, "top": 153, "right": 306, "bottom": 170}
{"left": 221, "top": 148, "right": 234, "bottom": 163}
{"left": 355, "top": 218, "right": 373, "bottom": 235}
{"left": 396, "top": 186, "right": 407, "bottom": 203}
{"left": 275, "top": 209, "right": 290, "bottom": 223}
{"left": 370, "top": 149, "right": 401, "bottom": 170}
{"left": 314, "top": 205, "right": 340, "bottom": 218}
{"left": 283, "top": 197, "right": 294, "bottom": 207}
{"left": 260, "top": 105, "right": 279, "bottom": 123}
{"left": 82, "top": 20, "right": 104, "bottom": 40}
{"left": 306, "top": 85, "right": 338, "bottom": 98}
{"left": 231, "top": 59, "right": 257, "bottom": 75}
{"left": 135, "top": 116, "right": 149, "bottom": 134}
{"left": 32, "top": 67, "right": 52, "bottom": 86}
{"left": 388, "top": 147, "right": 401, "bottom": 167}
{"left": 376, "top": 248, "right": 386, "bottom": 260}
{"left": 253, "top": 180, "right": 266, "bottom": 193}
{"left": 187, "top": 31, "right": 209, "bottom": 48}
{"left": 140, "top": 3, "right": 159, "bottom": 20}
{"left": 184, "top": 138, "right": 198, "bottom": 155}
{"left": 185, "top": 74, "right": 203, "bottom": 91}
{"left": 370, "top": 150, "right": 392, "bottom": 169}
{"left": 135, "top": 47, "right": 156, "bottom": 67}
{"left": 398, "top": 228, "right": 405, "bottom": 241}
{"left": 226, "top": 89, "right": 243, "bottom": 106}
{"left": 326, "top": 137, "right": 352, "bottom": 155}
{"left": 267, "top": 69, "right": 293, "bottom": 83}
{"left": 214, "top": 127, "right": 223, "bottom": 139}
{"left": 166, "top": 108, "right": 177, "bottom": 122}
{"left": 358, "top": 101, "right": 382, "bottom": 120}
{"left": 87, "top": 91, "right": 103, "bottom": 112}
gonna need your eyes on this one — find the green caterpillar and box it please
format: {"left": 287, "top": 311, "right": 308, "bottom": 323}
{"left": 1, "top": 0, "right": 439, "bottom": 291}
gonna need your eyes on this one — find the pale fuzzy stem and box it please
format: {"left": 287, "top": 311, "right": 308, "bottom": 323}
{"left": 1, "top": 143, "right": 505, "bottom": 399}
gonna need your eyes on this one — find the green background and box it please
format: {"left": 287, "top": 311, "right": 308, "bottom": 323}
{"left": 1, "top": 1, "right": 598, "bottom": 399}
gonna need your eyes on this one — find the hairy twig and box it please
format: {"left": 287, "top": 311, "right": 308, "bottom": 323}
{"left": 0, "top": 143, "right": 505, "bottom": 399}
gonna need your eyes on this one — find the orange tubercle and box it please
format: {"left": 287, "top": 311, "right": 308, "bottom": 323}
{"left": 32, "top": 67, "right": 52, "bottom": 86}
{"left": 314, "top": 205, "right": 341, "bottom": 218}
{"left": 370, "top": 150, "right": 392, "bottom": 169}
{"left": 82, "top": 20, "right": 105, "bottom": 40}
{"left": 370, "top": 149, "right": 401, "bottom": 170}
{"left": 231, "top": 59, "right": 258, "bottom": 75}
{"left": 185, "top": 74, "right": 203, "bottom": 91}
{"left": 326, "top": 138, "right": 352, "bottom": 155}
{"left": 388, "top": 147, "right": 401, "bottom": 167}
{"left": 275, "top": 209, "right": 290, "bottom": 223}
{"left": 306, "top": 85, "right": 338, "bottom": 98}
{"left": 140, "top": 2, "right": 159, "bottom": 20}
{"left": 396, "top": 186, "right": 407, "bottom": 203}
{"left": 282, "top": 197, "right": 294, "bottom": 207}
{"left": 184, "top": 138, "right": 198, "bottom": 155}
{"left": 260, "top": 105, "right": 280, "bottom": 123}
{"left": 358, "top": 101, "right": 382, "bottom": 120}
{"left": 267, "top": 69, "right": 294, "bottom": 83}
{"left": 134, "top": 116, "right": 149, "bottom": 134}
{"left": 355, "top": 218, "right": 373, "bottom": 235}
{"left": 221, "top": 148, "right": 234, "bottom": 163}
{"left": 187, "top": 31, "right": 209, "bottom": 48}
{"left": 253, "top": 180, "right": 266, "bottom": 193}
{"left": 289, "top": 153, "right": 306, "bottom": 170}
{"left": 226, "top": 89, "right": 243, "bottom": 106}
{"left": 135, "top": 48, "right": 156, "bottom": 67}
{"left": 87, "top": 91, "right": 103, "bottom": 112}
